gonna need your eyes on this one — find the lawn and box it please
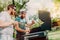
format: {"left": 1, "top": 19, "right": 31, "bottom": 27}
{"left": 48, "top": 30, "right": 60, "bottom": 40}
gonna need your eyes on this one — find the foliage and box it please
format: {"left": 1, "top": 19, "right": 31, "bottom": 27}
{"left": 15, "top": 0, "right": 29, "bottom": 14}
{"left": 30, "top": 18, "right": 44, "bottom": 29}
{"left": 54, "top": 0, "right": 60, "bottom": 3}
{"left": 0, "top": 2, "right": 4, "bottom": 12}
{"left": 52, "top": 18, "right": 58, "bottom": 23}
{"left": 0, "top": 6, "right": 4, "bottom": 12}
{"left": 0, "top": 0, "right": 12, "bottom": 12}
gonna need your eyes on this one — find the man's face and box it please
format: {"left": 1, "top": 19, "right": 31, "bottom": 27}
{"left": 23, "top": 13, "right": 26, "bottom": 18}
{"left": 12, "top": 9, "right": 16, "bottom": 14}
{"left": 21, "top": 12, "right": 26, "bottom": 19}
{"left": 10, "top": 7, "right": 16, "bottom": 15}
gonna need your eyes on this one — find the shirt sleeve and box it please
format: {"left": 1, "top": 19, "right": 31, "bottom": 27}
{"left": 15, "top": 17, "right": 20, "bottom": 22}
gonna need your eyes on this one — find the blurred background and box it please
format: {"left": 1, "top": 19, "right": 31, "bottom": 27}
{"left": 0, "top": 0, "right": 60, "bottom": 40}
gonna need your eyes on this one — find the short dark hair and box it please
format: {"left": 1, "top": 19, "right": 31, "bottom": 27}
{"left": 7, "top": 4, "right": 15, "bottom": 10}
{"left": 20, "top": 11, "right": 26, "bottom": 14}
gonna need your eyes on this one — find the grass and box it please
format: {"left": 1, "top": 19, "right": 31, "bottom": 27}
{"left": 48, "top": 30, "right": 60, "bottom": 40}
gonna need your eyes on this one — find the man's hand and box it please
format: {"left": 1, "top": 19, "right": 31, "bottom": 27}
{"left": 13, "top": 21, "right": 18, "bottom": 26}
{"left": 25, "top": 27, "right": 30, "bottom": 34}
{"left": 32, "top": 20, "right": 35, "bottom": 24}
{"left": 24, "top": 29, "right": 30, "bottom": 33}
{"left": 10, "top": 20, "right": 15, "bottom": 25}
{"left": 25, "top": 24, "right": 30, "bottom": 27}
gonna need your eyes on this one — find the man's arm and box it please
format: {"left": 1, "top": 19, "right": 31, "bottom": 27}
{"left": 0, "top": 12, "right": 14, "bottom": 28}
{"left": 0, "top": 20, "right": 13, "bottom": 28}
{"left": 26, "top": 20, "right": 35, "bottom": 27}
{"left": 15, "top": 22, "right": 29, "bottom": 33}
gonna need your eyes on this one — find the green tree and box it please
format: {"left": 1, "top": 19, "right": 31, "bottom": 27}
{"left": 0, "top": 0, "right": 12, "bottom": 12}
{"left": 15, "top": 0, "right": 29, "bottom": 14}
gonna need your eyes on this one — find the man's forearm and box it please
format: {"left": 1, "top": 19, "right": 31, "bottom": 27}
{"left": 15, "top": 22, "right": 26, "bottom": 33}
{"left": 0, "top": 22, "right": 12, "bottom": 28}
{"left": 16, "top": 28, "right": 25, "bottom": 33}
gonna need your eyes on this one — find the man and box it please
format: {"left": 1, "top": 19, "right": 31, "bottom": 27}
{"left": 0, "top": 4, "right": 16, "bottom": 40}
{"left": 15, "top": 10, "right": 35, "bottom": 40}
